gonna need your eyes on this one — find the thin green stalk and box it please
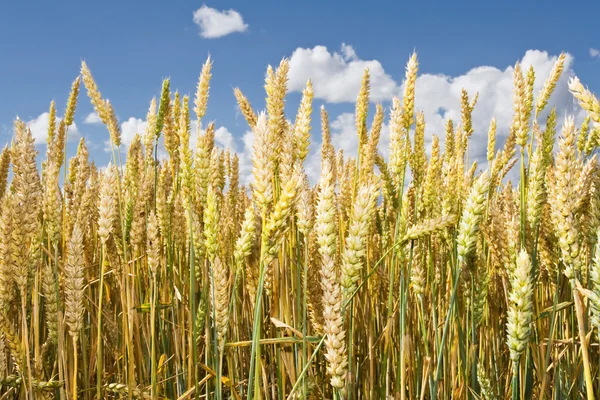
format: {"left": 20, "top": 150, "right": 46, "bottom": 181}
{"left": 209, "top": 260, "right": 222, "bottom": 400}
{"left": 519, "top": 147, "right": 526, "bottom": 248}
{"left": 286, "top": 335, "right": 325, "bottom": 400}
{"left": 432, "top": 258, "right": 460, "bottom": 396}
{"left": 302, "top": 236, "right": 308, "bottom": 400}
{"left": 398, "top": 241, "right": 414, "bottom": 400}
{"left": 248, "top": 260, "right": 266, "bottom": 400}
{"left": 572, "top": 284, "right": 595, "bottom": 400}
{"left": 187, "top": 211, "right": 199, "bottom": 400}
{"left": 512, "top": 362, "right": 519, "bottom": 400}
{"left": 96, "top": 244, "right": 106, "bottom": 399}
{"left": 385, "top": 130, "right": 410, "bottom": 397}
{"left": 247, "top": 215, "right": 268, "bottom": 400}
{"left": 150, "top": 272, "right": 158, "bottom": 400}
{"left": 72, "top": 338, "right": 78, "bottom": 400}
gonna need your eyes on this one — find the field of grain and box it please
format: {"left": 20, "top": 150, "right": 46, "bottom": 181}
{"left": 0, "top": 51, "right": 599, "bottom": 399}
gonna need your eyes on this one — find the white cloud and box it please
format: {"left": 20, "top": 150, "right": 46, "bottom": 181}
{"left": 84, "top": 112, "right": 102, "bottom": 124}
{"left": 412, "top": 50, "right": 579, "bottom": 167}
{"left": 111, "top": 117, "right": 247, "bottom": 181}
{"left": 591, "top": 48, "right": 600, "bottom": 59}
{"left": 192, "top": 5, "right": 248, "bottom": 39}
{"left": 288, "top": 48, "right": 583, "bottom": 184}
{"left": 120, "top": 117, "right": 147, "bottom": 148}
{"left": 92, "top": 48, "right": 585, "bottom": 190}
{"left": 214, "top": 126, "right": 235, "bottom": 150}
{"left": 26, "top": 112, "right": 81, "bottom": 145}
{"left": 288, "top": 43, "right": 400, "bottom": 103}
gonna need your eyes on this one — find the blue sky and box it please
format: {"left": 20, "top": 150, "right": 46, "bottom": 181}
{"left": 1, "top": 0, "right": 599, "bottom": 181}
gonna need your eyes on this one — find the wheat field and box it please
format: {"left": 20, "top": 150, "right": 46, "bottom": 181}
{"left": 0, "top": 51, "right": 599, "bottom": 399}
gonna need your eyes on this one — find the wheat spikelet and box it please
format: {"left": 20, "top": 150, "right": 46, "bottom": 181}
{"left": 144, "top": 97, "right": 158, "bottom": 158}
{"left": 444, "top": 119, "right": 455, "bottom": 166}
{"left": 401, "top": 52, "right": 418, "bottom": 132}
{"left": 356, "top": 69, "right": 370, "bottom": 152}
{"left": 477, "top": 362, "right": 497, "bottom": 400}
{"left": 234, "top": 87, "right": 257, "bottom": 128}
{"left": 262, "top": 166, "right": 301, "bottom": 295}
{"left": 421, "top": 135, "right": 441, "bottom": 216}
{"left": 234, "top": 205, "right": 257, "bottom": 274}
{"left": 0, "top": 146, "right": 10, "bottom": 202}
{"left": 293, "top": 80, "right": 313, "bottom": 163}
{"left": 179, "top": 95, "right": 194, "bottom": 203}
{"left": 209, "top": 147, "right": 224, "bottom": 194}
{"left": 535, "top": 52, "right": 566, "bottom": 117}
{"left": 64, "top": 223, "right": 85, "bottom": 341}
{"left": 388, "top": 97, "right": 407, "bottom": 189}
{"left": 506, "top": 249, "right": 533, "bottom": 362}
{"left": 162, "top": 94, "right": 180, "bottom": 171}
{"left": 461, "top": 89, "right": 474, "bottom": 138}
{"left": 105, "top": 99, "right": 122, "bottom": 147}
{"left": 195, "top": 123, "right": 213, "bottom": 206}
{"left": 524, "top": 65, "right": 535, "bottom": 125}
{"left": 98, "top": 164, "right": 117, "bottom": 244}
{"left": 41, "top": 259, "right": 58, "bottom": 344}
{"left": 320, "top": 106, "right": 334, "bottom": 163}
{"left": 155, "top": 78, "right": 171, "bottom": 141}
{"left": 210, "top": 256, "right": 229, "bottom": 346}
{"left": 403, "top": 214, "right": 457, "bottom": 242}
{"left": 410, "top": 241, "right": 426, "bottom": 298}
{"left": 265, "top": 60, "right": 289, "bottom": 165}
{"left": 486, "top": 118, "right": 497, "bottom": 163}
{"left": 0, "top": 313, "right": 24, "bottom": 374}
{"left": 578, "top": 116, "right": 591, "bottom": 154}
{"left": 155, "top": 161, "right": 171, "bottom": 237}
{"left": 366, "top": 103, "right": 384, "bottom": 163}
{"left": 315, "top": 153, "right": 347, "bottom": 390}
{"left": 0, "top": 195, "right": 15, "bottom": 310}
{"left": 526, "top": 146, "right": 546, "bottom": 229}
{"left": 104, "top": 383, "right": 150, "bottom": 399}
{"left": 279, "top": 121, "right": 296, "bottom": 184}
{"left": 81, "top": 61, "right": 109, "bottom": 123}
{"left": 511, "top": 63, "right": 529, "bottom": 148}
{"left": 42, "top": 160, "right": 62, "bottom": 244}
{"left": 204, "top": 185, "right": 220, "bottom": 262}
{"left": 375, "top": 155, "right": 397, "bottom": 211}
{"left": 194, "top": 56, "right": 212, "bottom": 122}
{"left": 573, "top": 154, "right": 597, "bottom": 215}
{"left": 11, "top": 121, "right": 41, "bottom": 295}
{"left": 340, "top": 181, "right": 379, "bottom": 299}
{"left": 251, "top": 113, "right": 274, "bottom": 212}
{"left": 569, "top": 76, "right": 600, "bottom": 124}
{"left": 456, "top": 171, "right": 490, "bottom": 266}
{"left": 411, "top": 111, "right": 427, "bottom": 185}
{"left": 547, "top": 117, "right": 580, "bottom": 280}
{"left": 146, "top": 212, "right": 160, "bottom": 277}
{"left": 63, "top": 76, "right": 81, "bottom": 127}
{"left": 296, "top": 174, "right": 314, "bottom": 236}
{"left": 585, "top": 125, "right": 600, "bottom": 156}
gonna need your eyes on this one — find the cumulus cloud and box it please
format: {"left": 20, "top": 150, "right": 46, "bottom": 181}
{"left": 287, "top": 48, "right": 583, "bottom": 183}
{"left": 288, "top": 43, "right": 400, "bottom": 103}
{"left": 591, "top": 48, "right": 600, "bottom": 59}
{"left": 120, "top": 117, "right": 147, "bottom": 148}
{"left": 214, "top": 126, "right": 236, "bottom": 150}
{"left": 26, "top": 112, "right": 81, "bottom": 145}
{"left": 84, "top": 112, "right": 102, "bottom": 124}
{"left": 412, "top": 50, "right": 580, "bottom": 167}
{"left": 95, "top": 47, "right": 586, "bottom": 189}
{"left": 111, "top": 116, "right": 245, "bottom": 179}
{"left": 193, "top": 5, "right": 248, "bottom": 39}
